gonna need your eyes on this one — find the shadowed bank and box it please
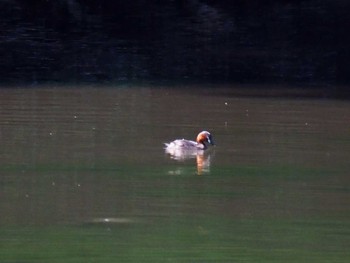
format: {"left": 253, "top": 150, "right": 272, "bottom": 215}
{"left": 0, "top": 0, "right": 349, "bottom": 97}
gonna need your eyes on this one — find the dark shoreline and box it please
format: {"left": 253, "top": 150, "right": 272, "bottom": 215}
{"left": 1, "top": 0, "right": 349, "bottom": 94}
{"left": 0, "top": 82, "right": 348, "bottom": 99}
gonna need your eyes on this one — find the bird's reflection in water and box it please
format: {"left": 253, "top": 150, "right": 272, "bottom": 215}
{"left": 196, "top": 153, "right": 211, "bottom": 175}
{"left": 165, "top": 148, "right": 213, "bottom": 175}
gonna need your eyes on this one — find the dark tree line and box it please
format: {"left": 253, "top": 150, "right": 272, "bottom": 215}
{"left": 1, "top": 0, "right": 349, "bottom": 95}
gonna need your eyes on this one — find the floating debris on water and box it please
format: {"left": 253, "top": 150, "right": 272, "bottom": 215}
{"left": 87, "top": 217, "right": 137, "bottom": 224}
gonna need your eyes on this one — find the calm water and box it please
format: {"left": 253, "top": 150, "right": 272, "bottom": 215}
{"left": 0, "top": 86, "right": 349, "bottom": 262}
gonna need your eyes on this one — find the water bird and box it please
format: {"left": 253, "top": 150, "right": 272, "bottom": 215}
{"left": 164, "top": 131, "right": 214, "bottom": 158}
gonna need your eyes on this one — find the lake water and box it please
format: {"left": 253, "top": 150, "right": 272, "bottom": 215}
{"left": 0, "top": 86, "right": 349, "bottom": 262}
